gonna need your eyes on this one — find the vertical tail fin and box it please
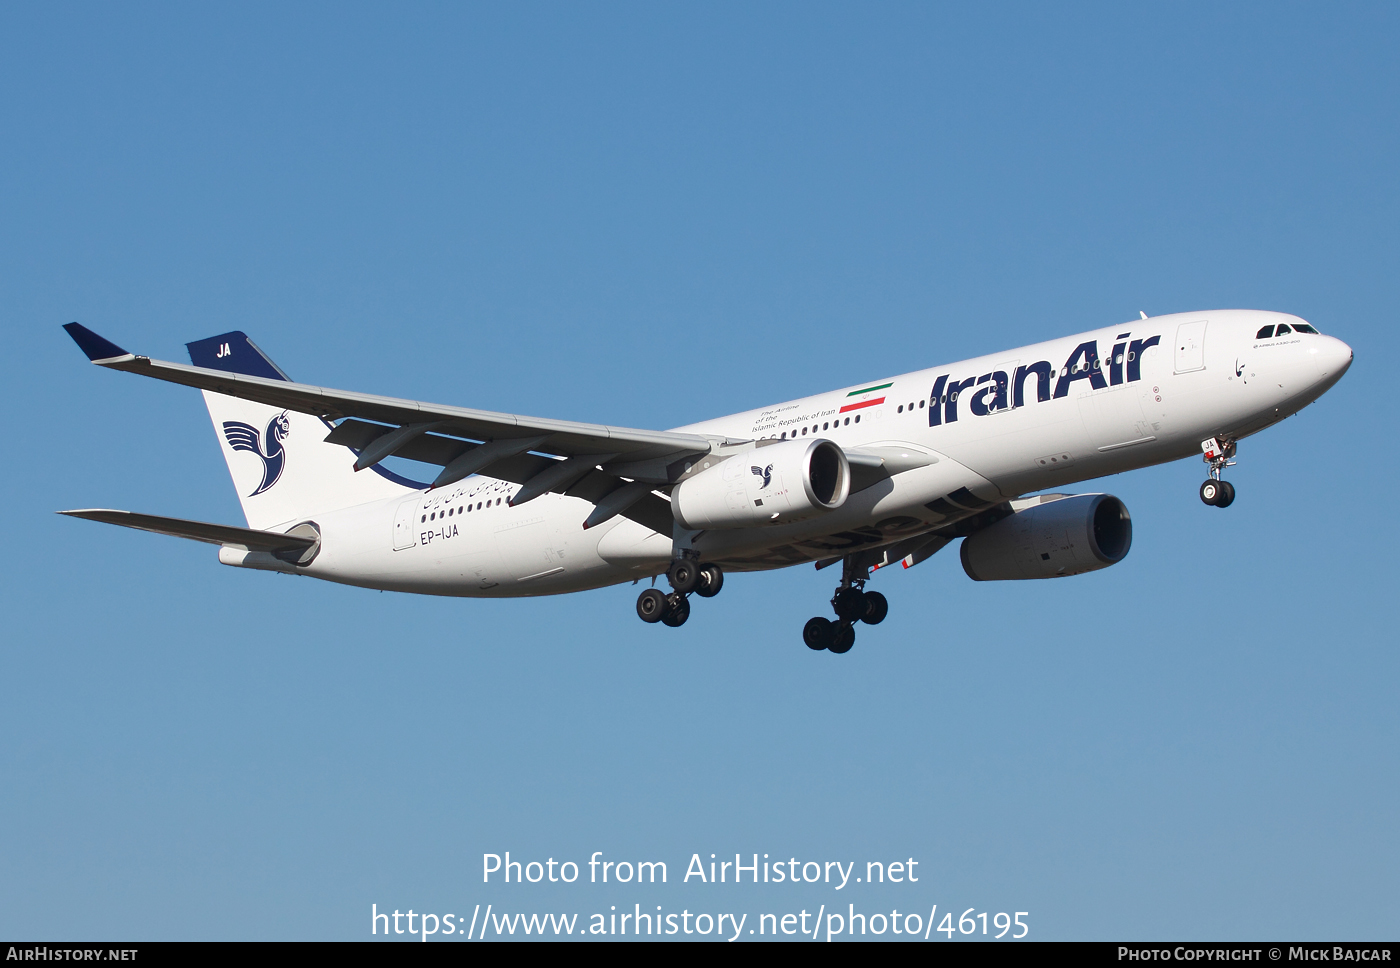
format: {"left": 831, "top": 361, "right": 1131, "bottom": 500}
{"left": 187, "top": 332, "right": 423, "bottom": 530}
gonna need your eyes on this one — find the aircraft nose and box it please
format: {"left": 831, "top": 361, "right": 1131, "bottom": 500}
{"left": 1313, "top": 335, "right": 1353, "bottom": 385}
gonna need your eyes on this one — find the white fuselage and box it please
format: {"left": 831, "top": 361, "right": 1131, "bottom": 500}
{"left": 286, "top": 310, "right": 1351, "bottom": 597}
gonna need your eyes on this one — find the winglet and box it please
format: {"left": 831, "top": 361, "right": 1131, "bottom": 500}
{"left": 63, "top": 322, "right": 131, "bottom": 362}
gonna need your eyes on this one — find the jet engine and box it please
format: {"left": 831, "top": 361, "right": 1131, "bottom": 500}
{"left": 960, "top": 493, "right": 1132, "bottom": 580}
{"left": 671, "top": 438, "right": 850, "bottom": 530}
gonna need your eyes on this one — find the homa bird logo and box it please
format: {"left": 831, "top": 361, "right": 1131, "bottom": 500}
{"left": 751, "top": 464, "right": 774, "bottom": 488}
{"left": 222, "top": 413, "right": 290, "bottom": 496}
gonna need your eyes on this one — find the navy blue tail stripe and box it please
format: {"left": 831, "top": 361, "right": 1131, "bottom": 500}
{"left": 186, "top": 332, "right": 290, "bottom": 381}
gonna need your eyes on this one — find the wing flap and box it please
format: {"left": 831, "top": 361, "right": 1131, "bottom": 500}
{"left": 322, "top": 417, "right": 677, "bottom": 533}
{"left": 325, "top": 419, "right": 477, "bottom": 466}
{"left": 617, "top": 492, "right": 674, "bottom": 535}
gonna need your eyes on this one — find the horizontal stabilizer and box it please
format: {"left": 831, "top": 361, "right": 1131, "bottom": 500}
{"left": 58, "top": 509, "right": 317, "bottom": 558}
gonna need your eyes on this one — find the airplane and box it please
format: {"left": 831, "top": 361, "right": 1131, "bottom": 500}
{"left": 60, "top": 310, "right": 1352, "bottom": 654}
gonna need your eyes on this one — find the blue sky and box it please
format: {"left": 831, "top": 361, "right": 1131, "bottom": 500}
{"left": 1, "top": 2, "right": 1396, "bottom": 941}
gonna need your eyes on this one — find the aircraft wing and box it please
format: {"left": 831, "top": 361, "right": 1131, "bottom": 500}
{"left": 63, "top": 323, "right": 723, "bottom": 484}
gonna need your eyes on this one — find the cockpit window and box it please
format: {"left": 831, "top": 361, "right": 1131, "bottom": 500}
{"left": 1293, "top": 323, "right": 1319, "bottom": 334}
{"left": 1255, "top": 325, "right": 1275, "bottom": 339}
{"left": 1275, "top": 324, "right": 1292, "bottom": 335}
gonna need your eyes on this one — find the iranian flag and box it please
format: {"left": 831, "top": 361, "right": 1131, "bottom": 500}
{"left": 840, "top": 382, "right": 892, "bottom": 413}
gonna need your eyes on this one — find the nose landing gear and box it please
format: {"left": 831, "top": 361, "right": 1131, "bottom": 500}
{"left": 635, "top": 558, "right": 724, "bottom": 629}
{"left": 1199, "top": 437, "right": 1237, "bottom": 508}
{"left": 804, "top": 557, "right": 889, "bottom": 654}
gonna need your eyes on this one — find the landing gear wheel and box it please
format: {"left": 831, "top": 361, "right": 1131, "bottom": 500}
{"left": 803, "top": 617, "right": 834, "bottom": 651}
{"left": 833, "top": 587, "right": 868, "bottom": 622}
{"left": 636, "top": 587, "right": 668, "bottom": 623}
{"left": 660, "top": 594, "right": 690, "bottom": 627}
{"left": 1200, "top": 480, "right": 1222, "bottom": 506}
{"left": 667, "top": 559, "right": 701, "bottom": 595}
{"left": 695, "top": 564, "right": 724, "bottom": 598}
{"left": 1216, "top": 480, "right": 1236, "bottom": 508}
{"left": 861, "top": 591, "right": 888, "bottom": 625}
{"left": 829, "top": 622, "right": 856, "bottom": 654}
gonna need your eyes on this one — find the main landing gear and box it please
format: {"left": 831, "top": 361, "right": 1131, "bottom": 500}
{"left": 1199, "top": 437, "right": 1237, "bottom": 508}
{"left": 636, "top": 557, "right": 723, "bottom": 629}
{"left": 803, "top": 559, "right": 888, "bottom": 655}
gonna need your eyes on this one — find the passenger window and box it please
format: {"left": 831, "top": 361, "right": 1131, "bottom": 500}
{"left": 823, "top": 422, "right": 829, "bottom": 430}
{"left": 897, "top": 405, "right": 903, "bottom": 413}
{"left": 843, "top": 418, "right": 850, "bottom": 425}
{"left": 854, "top": 414, "right": 860, "bottom": 423}
{"left": 918, "top": 400, "right": 925, "bottom": 409}
{"left": 1275, "top": 324, "right": 1292, "bottom": 335}
{"left": 801, "top": 427, "right": 808, "bottom": 435}
{"left": 1255, "top": 325, "right": 1274, "bottom": 339}
{"left": 1294, "top": 323, "right": 1319, "bottom": 334}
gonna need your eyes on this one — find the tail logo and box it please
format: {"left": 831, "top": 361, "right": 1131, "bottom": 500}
{"left": 223, "top": 413, "right": 291, "bottom": 496}
{"left": 751, "top": 464, "right": 773, "bottom": 488}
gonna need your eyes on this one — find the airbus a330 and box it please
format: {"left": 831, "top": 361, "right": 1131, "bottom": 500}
{"left": 61, "top": 310, "right": 1351, "bottom": 654}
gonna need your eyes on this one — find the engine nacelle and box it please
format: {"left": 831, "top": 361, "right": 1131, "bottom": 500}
{"left": 671, "top": 439, "right": 851, "bottom": 530}
{"left": 960, "top": 493, "right": 1132, "bottom": 581}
